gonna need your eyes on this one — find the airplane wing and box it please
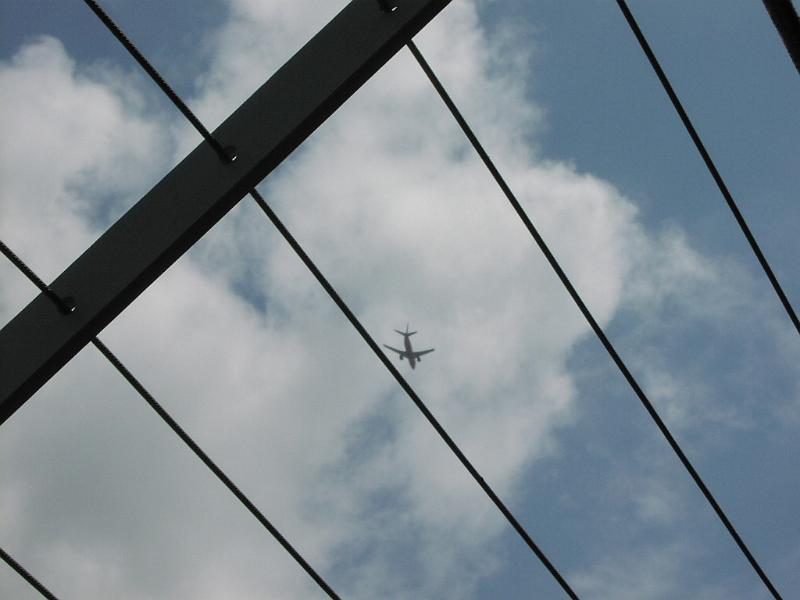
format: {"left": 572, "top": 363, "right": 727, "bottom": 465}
{"left": 383, "top": 344, "right": 405, "bottom": 356}
{"left": 411, "top": 348, "right": 434, "bottom": 358}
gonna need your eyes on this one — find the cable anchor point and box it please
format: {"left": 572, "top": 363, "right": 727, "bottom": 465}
{"left": 377, "top": 0, "right": 399, "bottom": 13}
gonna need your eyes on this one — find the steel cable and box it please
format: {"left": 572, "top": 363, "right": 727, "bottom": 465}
{"left": 81, "top": 0, "right": 235, "bottom": 163}
{"left": 248, "top": 189, "right": 580, "bottom": 599}
{"left": 0, "top": 240, "right": 341, "bottom": 600}
{"left": 616, "top": 0, "right": 799, "bottom": 337}
{"left": 0, "top": 546, "right": 59, "bottom": 600}
{"left": 405, "top": 39, "right": 783, "bottom": 600}
{"left": 0, "top": 240, "right": 75, "bottom": 314}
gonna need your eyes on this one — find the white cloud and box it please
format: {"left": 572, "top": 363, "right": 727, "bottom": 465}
{"left": 3, "top": 2, "right": 793, "bottom": 599}
{"left": 0, "top": 36, "right": 167, "bottom": 294}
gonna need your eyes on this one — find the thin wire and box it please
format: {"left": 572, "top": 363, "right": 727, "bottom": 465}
{"left": 90, "top": 338, "right": 342, "bottom": 600}
{"left": 405, "top": 39, "right": 783, "bottom": 600}
{"left": 248, "top": 190, "right": 580, "bottom": 599}
{"left": 0, "top": 242, "right": 341, "bottom": 600}
{"left": 0, "top": 240, "right": 74, "bottom": 314}
{"left": 616, "top": 0, "right": 799, "bottom": 337}
{"left": 0, "top": 546, "right": 59, "bottom": 600}
{"left": 81, "top": 0, "right": 234, "bottom": 164}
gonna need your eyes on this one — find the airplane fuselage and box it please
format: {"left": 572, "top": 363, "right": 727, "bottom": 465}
{"left": 404, "top": 336, "right": 417, "bottom": 369}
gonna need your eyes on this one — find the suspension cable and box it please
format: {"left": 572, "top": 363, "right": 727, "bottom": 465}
{"left": 89, "top": 338, "right": 341, "bottom": 599}
{"left": 0, "top": 240, "right": 75, "bottom": 314}
{"left": 405, "top": 39, "right": 783, "bottom": 600}
{"left": 81, "top": 0, "right": 235, "bottom": 163}
{"left": 248, "top": 190, "right": 579, "bottom": 598}
{"left": 616, "top": 0, "right": 799, "bottom": 337}
{"left": 0, "top": 546, "right": 59, "bottom": 600}
{"left": 0, "top": 241, "right": 341, "bottom": 600}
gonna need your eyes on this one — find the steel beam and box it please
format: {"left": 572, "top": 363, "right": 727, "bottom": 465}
{"left": 0, "top": 0, "right": 451, "bottom": 424}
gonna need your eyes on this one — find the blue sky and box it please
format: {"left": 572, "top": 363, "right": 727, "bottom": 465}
{"left": 1, "top": 1, "right": 798, "bottom": 599}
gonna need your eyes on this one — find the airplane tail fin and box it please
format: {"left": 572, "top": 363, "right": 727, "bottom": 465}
{"left": 395, "top": 324, "right": 416, "bottom": 337}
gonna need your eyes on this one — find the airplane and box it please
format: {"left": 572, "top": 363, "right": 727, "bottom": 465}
{"left": 383, "top": 324, "right": 434, "bottom": 369}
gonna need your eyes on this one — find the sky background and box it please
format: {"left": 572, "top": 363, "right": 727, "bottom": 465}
{"left": 1, "top": 1, "right": 798, "bottom": 599}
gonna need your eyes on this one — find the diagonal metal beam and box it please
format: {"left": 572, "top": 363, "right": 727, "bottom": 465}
{"left": 0, "top": 0, "right": 451, "bottom": 425}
